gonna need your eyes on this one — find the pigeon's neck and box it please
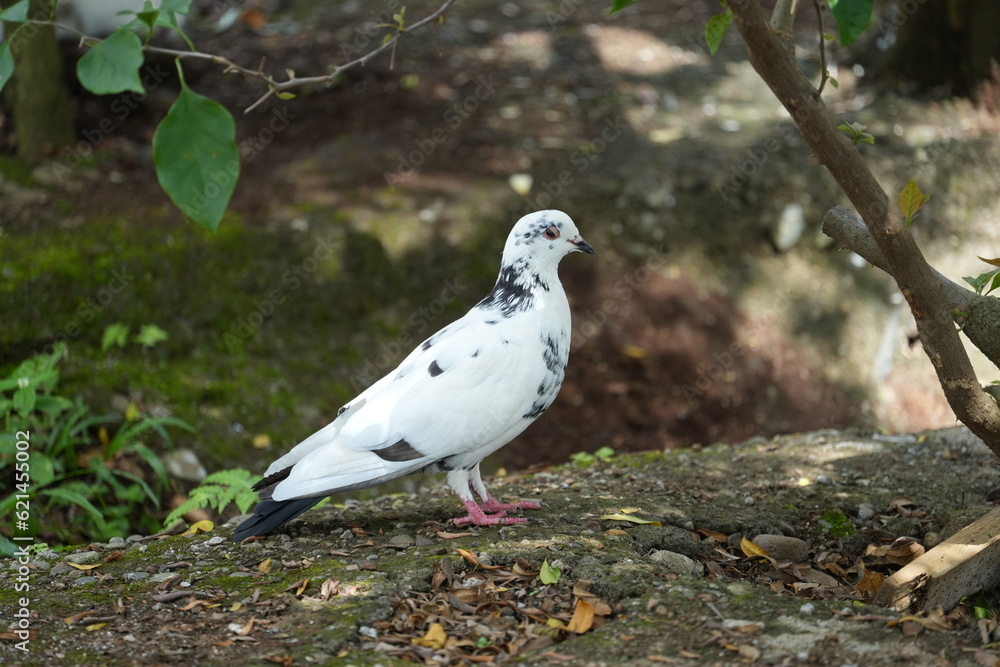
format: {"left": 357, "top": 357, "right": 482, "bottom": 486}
{"left": 476, "top": 256, "right": 562, "bottom": 319}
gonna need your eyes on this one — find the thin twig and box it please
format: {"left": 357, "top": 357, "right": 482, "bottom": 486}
{"left": 813, "top": 0, "right": 829, "bottom": 96}
{"left": 25, "top": 0, "right": 457, "bottom": 114}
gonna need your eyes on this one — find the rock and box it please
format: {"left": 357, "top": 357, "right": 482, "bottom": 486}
{"left": 108, "top": 537, "right": 127, "bottom": 548}
{"left": 123, "top": 572, "right": 150, "bottom": 582}
{"left": 64, "top": 551, "right": 101, "bottom": 564}
{"left": 858, "top": 502, "right": 877, "bottom": 521}
{"left": 648, "top": 550, "right": 703, "bottom": 575}
{"left": 751, "top": 535, "right": 809, "bottom": 562}
{"left": 163, "top": 448, "right": 208, "bottom": 482}
{"left": 50, "top": 563, "right": 73, "bottom": 576}
{"left": 74, "top": 576, "right": 99, "bottom": 586}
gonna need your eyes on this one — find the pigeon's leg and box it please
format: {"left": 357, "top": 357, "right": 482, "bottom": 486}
{"left": 447, "top": 469, "right": 529, "bottom": 526}
{"left": 469, "top": 465, "right": 542, "bottom": 514}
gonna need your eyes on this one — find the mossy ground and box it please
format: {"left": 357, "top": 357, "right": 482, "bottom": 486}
{"left": 4, "top": 430, "right": 998, "bottom": 665}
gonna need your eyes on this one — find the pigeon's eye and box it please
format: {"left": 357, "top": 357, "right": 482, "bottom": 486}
{"left": 543, "top": 226, "right": 560, "bottom": 240}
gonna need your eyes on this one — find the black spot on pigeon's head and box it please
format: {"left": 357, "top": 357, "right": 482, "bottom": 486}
{"left": 502, "top": 210, "right": 594, "bottom": 266}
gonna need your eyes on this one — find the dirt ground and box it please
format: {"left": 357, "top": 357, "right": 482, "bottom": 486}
{"left": 4, "top": 427, "right": 1000, "bottom": 666}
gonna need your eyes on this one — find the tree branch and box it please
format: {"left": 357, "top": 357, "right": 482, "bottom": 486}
{"left": 27, "top": 0, "right": 457, "bottom": 113}
{"left": 768, "top": 0, "right": 799, "bottom": 53}
{"left": 823, "top": 206, "right": 1000, "bottom": 371}
{"left": 727, "top": 0, "right": 1000, "bottom": 454}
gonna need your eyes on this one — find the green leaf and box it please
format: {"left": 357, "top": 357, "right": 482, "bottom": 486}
{"left": 102, "top": 323, "right": 130, "bottom": 351}
{"left": 76, "top": 27, "right": 145, "bottom": 95}
{"left": 40, "top": 486, "right": 104, "bottom": 522}
{"left": 31, "top": 453, "right": 55, "bottom": 487}
{"left": 705, "top": 7, "right": 734, "bottom": 56}
{"left": 607, "top": 0, "right": 640, "bottom": 14}
{"left": 134, "top": 324, "right": 169, "bottom": 348}
{"left": 12, "top": 385, "right": 36, "bottom": 415}
{"left": 828, "top": 0, "right": 873, "bottom": 46}
{"left": 0, "top": 0, "right": 29, "bottom": 21}
{"left": 0, "top": 39, "right": 14, "bottom": 96}
{"left": 897, "top": 178, "right": 930, "bottom": 227}
{"left": 540, "top": 559, "right": 561, "bottom": 585}
{"left": 153, "top": 68, "right": 240, "bottom": 230}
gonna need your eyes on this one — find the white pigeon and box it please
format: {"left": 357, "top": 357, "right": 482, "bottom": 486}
{"left": 234, "top": 210, "right": 594, "bottom": 541}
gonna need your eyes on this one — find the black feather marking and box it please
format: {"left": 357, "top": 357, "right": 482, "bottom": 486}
{"left": 373, "top": 439, "right": 425, "bottom": 461}
{"left": 541, "top": 334, "right": 562, "bottom": 373}
{"left": 233, "top": 496, "right": 324, "bottom": 541}
{"left": 523, "top": 399, "right": 550, "bottom": 419}
{"left": 428, "top": 360, "right": 444, "bottom": 377}
{"left": 472, "top": 349, "right": 480, "bottom": 358}
{"left": 337, "top": 405, "right": 347, "bottom": 416}
{"left": 485, "top": 319, "right": 498, "bottom": 325}
{"left": 420, "top": 339, "right": 433, "bottom": 351}
{"left": 253, "top": 465, "right": 293, "bottom": 493}
{"left": 476, "top": 257, "right": 550, "bottom": 317}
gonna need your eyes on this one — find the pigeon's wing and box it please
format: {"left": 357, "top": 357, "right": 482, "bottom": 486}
{"left": 268, "top": 318, "right": 546, "bottom": 501}
{"left": 260, "top": 318, "right": 475, "bottom": 479}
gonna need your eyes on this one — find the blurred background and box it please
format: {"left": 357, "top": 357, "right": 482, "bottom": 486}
{"left": 2, "top": 0, "right": 999, "bottom": 541}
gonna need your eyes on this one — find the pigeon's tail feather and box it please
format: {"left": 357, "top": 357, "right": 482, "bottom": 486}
{"left": 233, "top": 496, "right": 324, "bottom": 542}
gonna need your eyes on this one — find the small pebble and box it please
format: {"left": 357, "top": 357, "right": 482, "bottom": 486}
{"left": 751, "top": 534, "right": 809, "bottom": 562}
{"left": 857, "top": 503, "right": 876, "bottom": 521}
{"left": 123, "top": 572, "right": 150, "bottom": 582}
{"left": 649, "top": 550, "right": 703, "bottom": 575}
{"left": 74, "top": 576, "right": 99, "bottom": 586}
{"left": 64, "top": 551, "right": 101, "bottom": 565}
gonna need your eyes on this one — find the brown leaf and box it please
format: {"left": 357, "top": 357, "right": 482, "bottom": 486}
{"left": 283, "top": 578, "right": 309, "bottom": 595}
{"left": 573, "top": 580, "right": 597, "bottom": 598}
{"left": 566, "top": 599, "right": 595, "bottom": 634}
{"left": 237, "top": 616, "right": 256, "bottom": 636}
{"left": 263, "top": 655, "right": 293, "bottom": 667}
{"left": 102, "top": 550, "right": 124, "bottom": 563}
{"left": 436, "top": 531, "right": 474, "bottom": 539}
{"left": 455, "top": 548, "right": 502, "bottom": 570}
{"left": 258, "top": 558, "right": 273, "bottom": 574}
{"left": 854, "top": 563, "right": 886, "bottom": 599}
{"left": 211, "top": 638, "right": 234, "bottom": 648}
{"left": 697, "top": 529, "right": 728, "bottom": 543}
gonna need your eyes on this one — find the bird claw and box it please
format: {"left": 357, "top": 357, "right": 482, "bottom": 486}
{"left": 478, "top": 499, "right": 542, "bottom": 513}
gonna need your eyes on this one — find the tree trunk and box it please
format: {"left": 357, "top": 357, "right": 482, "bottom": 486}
{"left": 727, "top": 0, "right": 1000, "bottom": 457}
{"left": 2, "top": 0, "right": 73, "bottom": 159}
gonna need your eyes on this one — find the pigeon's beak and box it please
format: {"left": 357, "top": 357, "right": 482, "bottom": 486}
{"left": 570, "top": 236, "right": 595, "bottom": 255}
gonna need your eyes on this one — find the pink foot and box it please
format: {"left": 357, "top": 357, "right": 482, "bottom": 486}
{"left": 479, "top": 499, "right": 542, "bottom": 513}
{"left": 452, "top": 498, "right": 530, "bottom": 526}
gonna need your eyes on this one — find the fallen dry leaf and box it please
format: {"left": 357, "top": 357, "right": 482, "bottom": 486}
{"left": 85, "top": 622, "right": 108, "bottom": 632}
{"left": 740, "top": 536, "right": 771, "bottom": 560}
{"left": 599, "top": 513, "right": 662, "bottom": 526}
{"left": 412, "top": 622, "right": 448, "bottom": 649}
{"left": 66, "top": 562, "right": 103, "bottom": 571}
{"left": 258, "top": 558, "right": 273, "bottom": 574}
{"left": 437, "top": 531, "right": 474, "bottom": 539}
{"left": 455, "top": 548, "right": 502, "bottom": 570}
{"left": 180, "top": 520, "right": 214, "bottom": 536}
{"left": 566, "top": 599, "right": 595, "bottom": 634}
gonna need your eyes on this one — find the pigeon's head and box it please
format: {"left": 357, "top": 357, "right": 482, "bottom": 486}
{"left": 504, "top": 210, "right": 594, "bottom": 267}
